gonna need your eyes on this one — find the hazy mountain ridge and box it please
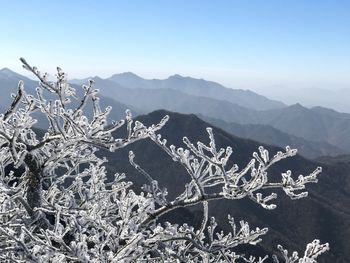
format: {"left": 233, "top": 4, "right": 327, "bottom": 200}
{"left": 254, "top": 86, "right": 350, "bottom": 114}
{"left": 72, "top": 72, "right": 286, "bottom": 111}
{"left": 70, "top": 72, "right": 350, "bottom": 153}
{"left": 4, "top": 68, "right": 350, "bottom": 154}
{"left": 104, "top": 76, "right": 350, "bottom": 152}
{"left": 198, "top": 114, "right": 346, "bottom": 159}
{"left": 252, "top": 104, "right": 350, "bottom": 152}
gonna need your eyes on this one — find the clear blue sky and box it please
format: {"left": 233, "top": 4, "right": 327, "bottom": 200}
{"left": 1, "top": 0, "right": 349, "bottom": 89}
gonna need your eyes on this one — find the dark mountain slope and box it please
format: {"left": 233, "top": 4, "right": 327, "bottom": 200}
{"left": 102, "top": 110, "right": 350, "bottom": 262}
{"left": 316, "top": 154, "right": 350, "bottom": 166}
{"left": 26, "top": 110, "right": 349, "bottom": 261}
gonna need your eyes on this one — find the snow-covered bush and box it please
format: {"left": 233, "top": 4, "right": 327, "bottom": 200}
{"left": 0, "top": 59, "right": 328, "bottom": 262}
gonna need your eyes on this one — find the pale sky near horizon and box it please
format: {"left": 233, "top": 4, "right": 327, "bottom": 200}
{"left": 1, "top": 0, "right": 349, "bottom": 90}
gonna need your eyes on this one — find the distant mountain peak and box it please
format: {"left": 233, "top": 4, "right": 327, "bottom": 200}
{"left": 168, "top": 74, "right": 187, "bottom": 79}
{"left": 0, "top": 67, "right": 13, "bottom": 72}
{"left": 0, "top": 68, "right": 34, "bottom": 83}
{"left": 0, "top": 67, "right": 20, "bottom": 78}
{"left": 289, "top": 103, "right": 307, "bottom": 110}
{"left": 92, "top": 76, "right": 104, "bottom": 81}
{"left": 110, "top": 72, "right": 142, "bottom": 80}
{"left": 121, "top": 71, "right": 140, "bottom": 77}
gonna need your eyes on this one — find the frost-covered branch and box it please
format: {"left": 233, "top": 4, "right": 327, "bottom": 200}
{"left": 0, "top": 59, "right": 328, "bottom": 262}
{"left": 273, "top": 239, "right": 329, "bottom": 263}
{"left": 135, "top": 127, "right": 321, "bottom": 226}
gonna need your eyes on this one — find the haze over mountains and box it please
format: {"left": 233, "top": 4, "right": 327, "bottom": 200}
{"left": 71, "top": 72, "right": 285, "bottom": 111}
{"left": 253, "top": 86, "right": 350, "bottom": 114}
{"left": 71, "top": 70, "right": 350, "bottom": 157}
{"left": 2, "top": 67, "right": 350, "bottom": 159}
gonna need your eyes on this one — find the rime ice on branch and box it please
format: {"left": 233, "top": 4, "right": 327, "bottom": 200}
{"left": 0, "top": 59, "right": 328, "bottom": 262}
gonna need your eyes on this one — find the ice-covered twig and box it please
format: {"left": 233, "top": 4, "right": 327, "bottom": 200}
{"left": 273, "top": 239, "right": 329, "bottom": 263}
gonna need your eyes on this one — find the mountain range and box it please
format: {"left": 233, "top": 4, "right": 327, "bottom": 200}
{"left": 70, "top": 71, "right": 350, "bottom": 156}
{"left": 71, "top": 72, "right": 285, "bottom": 111}
{"left": 3, "top": 68, "right": 350, "bottom": 158}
